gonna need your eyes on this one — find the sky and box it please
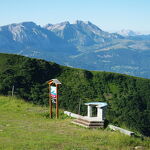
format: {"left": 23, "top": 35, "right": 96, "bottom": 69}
{"left": 0, "top": 0, "right": 150, "bottom": 33}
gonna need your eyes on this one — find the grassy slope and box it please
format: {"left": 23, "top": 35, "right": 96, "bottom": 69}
{"left": 0, "top": 96, "right": 149, "bottom": 150}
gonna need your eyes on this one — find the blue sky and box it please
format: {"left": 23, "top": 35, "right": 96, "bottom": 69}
{"left": 1, "top": 0, "right": 150, "bottom": 33}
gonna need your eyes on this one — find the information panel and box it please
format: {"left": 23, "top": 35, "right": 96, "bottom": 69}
{"left": 50, "top": 86, "right": 57, "bottom": 99}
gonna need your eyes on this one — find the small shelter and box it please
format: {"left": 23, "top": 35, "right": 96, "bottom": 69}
{"left": 72, "top": 102, "right": 108, "bottom": 128}
{"left": 84, "top": 102, "right": 107, "bottom": 121}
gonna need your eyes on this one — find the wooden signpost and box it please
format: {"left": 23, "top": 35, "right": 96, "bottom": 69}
{"left": 48, "top": 79, "right": 61, "bottom": 119}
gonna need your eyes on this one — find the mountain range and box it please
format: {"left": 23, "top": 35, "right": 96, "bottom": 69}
{"left": 0, "top": 20, "right": 150, "bottom": 78}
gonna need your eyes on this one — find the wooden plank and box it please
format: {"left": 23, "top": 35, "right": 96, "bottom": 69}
{"left": 78, "top": 118, "right": 104, "bottom": 123}
{"left": 108, "top": 125, "right": 135, "bottom": 136}
{"left": 74, "top": 119, "right": 104, "bottom": 126}
{"left": 72, "top": 121, "right": 104, "bottom": 129}
{"left": 64, "top": 111, "right": 82, "bottom": 118}
{"left": 71, "top": 121, "right": 89, "bottom": 128}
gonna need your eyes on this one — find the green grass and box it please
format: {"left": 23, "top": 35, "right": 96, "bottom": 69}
{"left": 0, "top": 96, "right": 149, "bottom": 150}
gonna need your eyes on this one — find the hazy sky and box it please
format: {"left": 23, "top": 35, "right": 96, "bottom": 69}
{"left": 1, "top": 0, "right": 150, "bottom": 33}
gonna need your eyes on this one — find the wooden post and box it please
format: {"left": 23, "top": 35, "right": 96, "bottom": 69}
{"left": 56, "top": 84, "right": 59, "bottom": 119}
{"left": 12, "top": 85, "right": 14, "bottom": 97}
{"left": 78, "top": 98, "right": 81, "bottom": 115}
{"left": 49, "top": 84, "right": 52, "bottom": 118}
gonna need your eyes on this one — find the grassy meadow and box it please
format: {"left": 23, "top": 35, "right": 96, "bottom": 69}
{"left": 0, "top": 96, "right": 149, "bottom": 150}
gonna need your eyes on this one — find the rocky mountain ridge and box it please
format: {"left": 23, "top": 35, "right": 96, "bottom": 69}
{"left": 0, "top": 20, "right": 150, "bottom": 78}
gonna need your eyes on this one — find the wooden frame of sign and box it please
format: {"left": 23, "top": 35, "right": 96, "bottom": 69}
{"left": 48, "top": 79, "right": 61, "bottom": 119}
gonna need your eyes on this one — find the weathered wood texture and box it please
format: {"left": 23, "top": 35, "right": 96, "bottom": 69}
{"left": 108, "top": 125, "right": 135, "bottom": 136}
{"left": 64, "top": 111, "right": 82, "bottom": 118}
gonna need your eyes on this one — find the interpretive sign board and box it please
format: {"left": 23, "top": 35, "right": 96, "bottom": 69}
{"left": 48, "top": 79, "right": 61, "bottom": 119}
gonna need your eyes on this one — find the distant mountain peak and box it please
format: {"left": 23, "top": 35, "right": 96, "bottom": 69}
{"left": 74, "top": 20, "right": 94, "bottom": 26}
{"left": 20, "top": 21, "right": 37, "bottom": 26}
{"left": 117, "top": 29, "right": 141, "bottom": 36}
{"left": 85, "top": 21, "right": 92, "bottom": 24}
{"left": 44, "top": 20, "right": 122, "bottom": 47}
{"left": 45, "top": 21, "right": 70, "bottom": 31}
{"left": 73, "top": 20, "right": 102, "bottom": 31}
{"left": 0, "top": 21, "right": 76, "bottom": 53}
{"left": 0, "top": 22, "right": 38, "bottom": 32}
{"left": 74, "top": 20, "right": 86, "bottom": 24}
{"left": 59, "top": 21, "right": 70, "bottom": 25}
{"left": 1, "top": 22, "right": 39, "bottom": 34}
{"left": 11, "top": 22, "right": 38, "bottom": 28}
{"left": 85, "top": 21, "right": 96, "bottom": 25}
{"left": 44, "top": 23, "right": 53, "bottom": 28}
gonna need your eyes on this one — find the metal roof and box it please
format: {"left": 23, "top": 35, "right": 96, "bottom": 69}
{"left": 84, "top": 102, "right": 107, "bottom": 108}
{"left": 48, "top": 79, "right": 61, "bottom": 85}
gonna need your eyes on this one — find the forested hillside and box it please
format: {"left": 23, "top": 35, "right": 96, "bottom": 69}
{"left": 0, "top": 53, "right": 149, "bottom": 136}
